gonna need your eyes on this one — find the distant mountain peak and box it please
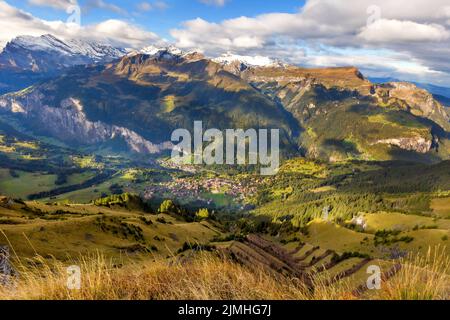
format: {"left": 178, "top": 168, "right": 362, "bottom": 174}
{"left": 0, "top": 34, "right": 127, "bottom": 72}
{"left": 8, "top": 34, "right": 70, "bottom": 54}
{"left": 127, "top": 44, "right": 204, "bottom": 62}
{"left": 1, "top": 37, "right": 449, "bottom": 162}
{"left": 213, "top": 52, "right": 287, "bottom": 68}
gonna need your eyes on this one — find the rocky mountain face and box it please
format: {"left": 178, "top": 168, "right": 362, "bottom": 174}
{"left": 0, "top": 34, "right": 127, "bottom": 72}
{"left": 0, "top": 34, "right": 127, "bottom": 95}
{"left": 0, "top": 35, "right": 449, "bottom": 162}
{"left": 211, "top": 58, "right": 449, "bottom": 162}
{"left": 0, "top": 92, "right": 171, "bottom": 154}
{"left": 372, "top": 137, "right": 432, "bottom": 154}
{"left": 370, "top": 77, "right": 450, "bottom": 101}
{"left": 213, "top": 53, "right": 287, "bottom": 75}
{"left": 372, "top": 82, "right": 450, "bottom": 131}
{"left": 0, "top": 49, "right": 297, "bottom": 154}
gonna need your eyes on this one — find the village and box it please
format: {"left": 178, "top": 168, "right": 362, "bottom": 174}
{"left": 143, "top": 175, "right": 259, "bottom": 208}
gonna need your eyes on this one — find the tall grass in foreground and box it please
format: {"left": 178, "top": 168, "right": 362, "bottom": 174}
{"left": 0, "top": 253, "right": 309, "bottom": 300}
{"left": 373, "top": 246, "right": 449, "bottom": 300}
{"left": 0, "top": 248, "right": 448, "bottom": 300}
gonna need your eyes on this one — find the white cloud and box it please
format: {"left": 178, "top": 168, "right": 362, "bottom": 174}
{"left": 199, "top": 0, "right": 228, "bottom": 7}
{"left": 170, "top": 0, "right": 450, "bottom": 85}
{"left": 305, "top": 49, "right": 441, "bottom": 76}
{"left": 0, "top": 0, "right": 161, "bottom": 48}
{"left": 137, "top": 2, "right": 152, "bottom": 11}
{"left": 29, "top": 0, "right": 129, "bottom": 16}
{"left": 28, "top": 0, "right": 76, "bottom": 10}
{"left": 5, "top": 0, "right": 450, "bottom": 85}
{"left": 171, "top": 0, "right": 450, "bottom": 52}
{"left": 359, "top": 19, "right": 450, "bottom": 43}
{"left": 85, "top": 0, "right": 127, "bottom": 16}
{"left": 137, "top": 1, "right": 168, "bottom": 12}
{"left": 87, "top": 19, "right": 161, "bottom": 47}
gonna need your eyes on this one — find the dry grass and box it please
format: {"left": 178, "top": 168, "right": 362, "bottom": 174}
{"left": 0, "top": 253, "right": 312, "bottom": 300}
{"left": 0, "top": 248, "right": 448, "bottom": 300}
{"left": 372, "top": 246, "right": 450, "bottom": 300}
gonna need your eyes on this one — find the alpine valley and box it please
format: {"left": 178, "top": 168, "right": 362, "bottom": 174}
{"left": 0, "top": 34, "right": 449, "bottom": 300}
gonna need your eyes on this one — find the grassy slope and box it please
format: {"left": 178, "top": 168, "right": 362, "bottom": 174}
{"left": 245, "top": 65, "right": 449, "bottom": 163}
{"left": 0, "top": 201, "right": 221, "bottom": 261}
{"left": 303, "top": 220, "right": 374, "bottom": 254}
{"left": 363, "top": 212, "right": 450, "bottom": 231}
{"left": 252, "top": 159, "right": 450, "bottom": 259}
{"left": 431, "top": 197, "right": 450, "bottom": 218}
{"left": 0, "top": 169, "right": 97, "bottom": 199}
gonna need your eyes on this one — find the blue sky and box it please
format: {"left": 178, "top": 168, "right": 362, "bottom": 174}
{"left": 2, "top": 0, "right": 450, "bottom": 86}
{"left": 11, "top": 0, "right": 307, "bottom": 40}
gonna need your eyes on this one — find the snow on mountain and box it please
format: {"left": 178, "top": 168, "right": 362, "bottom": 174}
{"left": 133, "top": 45, "right": 186, "bottom": 58}
{"left": 129, "top": 47, "right": 286, "bottom": 69}
{"left": 0, "top": 34, "right": 128, "bottom": 72}
{"left": 10, "top": 34, "right": 70, "bottom": 53}
{"left": 8, "top": 34, "right": 127, "bottom": 61}
{"left": 138, "top": 45, "right": 162, "bottom": 56}
{"left": 62, "top": 38, "right": 128, "bottom": 61}
{"left": 126, "top": 44, "right": 206, "bottom": 63}
{"left": 213, "top": 53, "right": 286, "bottom": 68}
{"left": 129, "top": 46, "right": 286, "bottom": 69}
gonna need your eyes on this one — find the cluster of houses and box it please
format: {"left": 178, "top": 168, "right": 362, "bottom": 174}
{"left": 158, "top": 159, "right": 198, "bottom": 173}
{"left": 143, "top": 176, "right": 259, "bottom": 205}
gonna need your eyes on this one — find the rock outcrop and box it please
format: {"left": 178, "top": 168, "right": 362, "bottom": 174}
{"left": 373, "top": 137, "right": 433, "bottom": 153}
{"left": 0, "top": 92, "right": 172, "bottom": 154}
{"left": 374, "top": 82, "right": 450, "bottom": 131}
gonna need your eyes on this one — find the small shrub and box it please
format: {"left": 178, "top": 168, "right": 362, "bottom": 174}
{"left": 195, "top": 208, "right": 209, "bottom": 221}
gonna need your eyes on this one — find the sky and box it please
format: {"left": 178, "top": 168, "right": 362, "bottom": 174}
{"left": 1, "top": 0, "right": 450, "bottom": 87}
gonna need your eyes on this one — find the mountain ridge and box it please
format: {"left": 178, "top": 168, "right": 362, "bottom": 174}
{"left": 0, "top": 34, "right": 128, "bottom": 95}
{"left": 0, "top": 34, "right": 449, "bottom": 163}
{"left": 0, "top": 34, "right": 127, "bottom": 72}
{"left": 0, "top": 52, "right": 298, "bottom": 155}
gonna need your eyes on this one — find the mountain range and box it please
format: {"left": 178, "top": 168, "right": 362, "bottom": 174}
{"left": 0, "top": 34, "right": 449, "bottom": 163}
{"left": 0, "top": 34, "right": 127, "bottom": 95}
{"left": 369, "top": 77, "right": 450, "bottom": 107}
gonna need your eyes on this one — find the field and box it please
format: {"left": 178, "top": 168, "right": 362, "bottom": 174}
{"left": 2, "top": 5, "right": 450, "bottom": 302}
{"left": 0, "top": 169, "right": 98, "bottom": 200}
{"left": 0, "top": 169, "right": 57, "bottom": 198}
{"left": 302, "top": 220, "right": 375, "bottom": 255}
{"left": 362, "top": 212, "right": 450, "bottom": 232}
{"left": 0, "top": 199, "right": 221, "bottom": 261}
{"left": 431, "top": 197, "right": 450, "bottom": 218}
{"left": 1, "top": 154, "right": 449, "bottom": 300}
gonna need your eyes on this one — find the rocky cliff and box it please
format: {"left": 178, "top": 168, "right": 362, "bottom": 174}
{"left": 0, "top": 92, "right": 171, "bottom": 154}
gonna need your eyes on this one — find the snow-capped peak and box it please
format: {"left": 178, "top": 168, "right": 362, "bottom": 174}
{"left": 63, "top": 38, "right": 128, "bottom": 61}
{"left": 138, "top": 45, "right": 162, "bottom": 56}
{"left": 6, "top": 34, "right": 127, "bottom": 62}
{"left": 213, "top": 53, "right": 286, "bottom": 68}
{"left": 136, "top": 44, "right": 184, "bottom": 57}
{"left": 11, "top": 34, "right": 71, "bottom": 53}
{"left": 165, "top": 45, "right": 183, "bottom": 56}
{"left": 129, "top": 44, "right": 203, "bottom": 62}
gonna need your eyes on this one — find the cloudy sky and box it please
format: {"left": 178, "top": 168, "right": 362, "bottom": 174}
{"left": 2, "top": 0, "right": 450, "bottom": 86}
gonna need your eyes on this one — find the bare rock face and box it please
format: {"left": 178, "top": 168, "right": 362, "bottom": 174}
{"left": 373, "top": 137, "right": 433, "bottom": 153}
{"left": 2, "top": 44, "right": 449, "bottom": 162}
{"left": 238, "top": 65, "right": 371, "bottom": 92}
{"left": 0, "top": 34, "right": 127, "bottom": 73}
{"left": 0, "top": 92, "right": 172, "bottom": 154}
{"left": 220, "top": 60, "right": 252, "bottom": 75}
{"left": 374, "top": 82, "right": 450, "bottom": 131}
{"left": 231, "top": 64, "right": 450, "bottom": 134}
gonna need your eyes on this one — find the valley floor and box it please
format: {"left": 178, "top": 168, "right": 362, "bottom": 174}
{"left": 0, "top": 158, "right": 449, "bottom": 300}
{"left": 0, "top": 198, "right": 449, "bottom": 300}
